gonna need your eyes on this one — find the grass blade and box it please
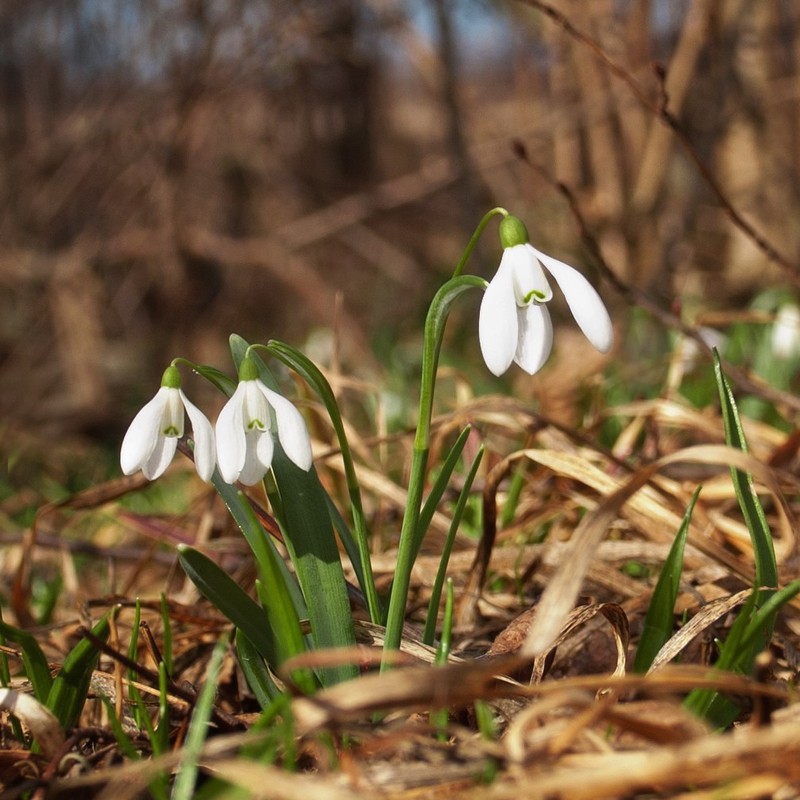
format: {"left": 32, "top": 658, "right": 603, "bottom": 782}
{"left": 236, "top": 630, "right": 280, "bottom": 707}
{"left": 634, "top": 487, "right": 700, "bottom": 673}
{"left": 423, "top": 446, "right": 484, "bottom": 645}
{"left": 416, "top": 426, "right": 472, "bottom": 560}
{"left": 46, "top": 613, "right": 111, "bottom": 729}
{"left": 0, "top": 617, "right": 53, "bottom": 702}
{"left": 713, "top": 350, "right": 777, "bottom": 593}
{"left": 171, "top": 636, "right": 227, "bottom": 800}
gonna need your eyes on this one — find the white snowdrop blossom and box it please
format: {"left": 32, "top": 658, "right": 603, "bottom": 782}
{"left": 771, "top": 303, "right": 800, "bottom": 360}
{"left": 215, "top": 357, "right": 313, "bottom": 485}
{"left": 479, "top": 216, "right": 613, "bottom": 377}
{"left": 120, "top": 365, "right": 215, "bottom": 481}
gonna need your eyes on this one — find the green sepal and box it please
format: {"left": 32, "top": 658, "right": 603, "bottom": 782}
{"left": 161, "top": 364, "right": 181, "bottom": 389}
{"left": 499, "top": 215, "right": 529, "bottom": 248}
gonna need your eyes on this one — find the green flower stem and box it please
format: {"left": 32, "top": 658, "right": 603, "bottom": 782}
{"left": 381, "top": 274, "right": 486, "bottom": 663}
{"left": 452, "top": 207, "right": 508, "bottom": 277}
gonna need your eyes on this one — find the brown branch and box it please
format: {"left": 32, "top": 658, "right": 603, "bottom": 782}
{"left": 516, "top": 0, "right": 800, "bottom": 288}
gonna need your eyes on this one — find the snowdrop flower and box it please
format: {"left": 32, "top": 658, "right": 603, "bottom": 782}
{"left": 771, "top": 303, "right": 800, "bottom": 360}
{"left": 479, "top": 215, "right": 613, "bottom": 376}
{"left": 215, "top": 356, "right": 313, "bottom": 485}
{"left": 120, "top": 365, "right": 215, "bottom": 481}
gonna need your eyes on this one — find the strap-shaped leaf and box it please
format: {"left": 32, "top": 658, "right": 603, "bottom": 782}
{"left": 633, "top": 488, "right": 700, "bottom": 673}
{"left": 267, "top": 339, "right": 381, "bottom": 624}
{"left": 0, "top": 618, "right": 53, "bottom": 702}
{"left": 268, "top": 448, "right": 359, "bottom": 686}
{"left": 177, "top": 545, "right": 312, "bottom": 693}
{"left": 47, "top": 613, "right": 111, "bottom": 729}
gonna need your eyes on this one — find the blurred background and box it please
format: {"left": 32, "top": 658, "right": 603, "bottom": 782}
{"left": 2, "top": 0, "right": 799, "bottom": 491}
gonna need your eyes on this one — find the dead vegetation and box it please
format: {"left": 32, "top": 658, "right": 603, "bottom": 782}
{"left": 3, "top": 1, "right": 800, "bottom": 798}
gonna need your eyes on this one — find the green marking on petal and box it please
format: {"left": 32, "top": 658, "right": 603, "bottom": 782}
{"left": 162, "top": 425, "right": 181, "bottom": 437}
{"left": 522, "top": 289, "right": 548, "bottom": 304}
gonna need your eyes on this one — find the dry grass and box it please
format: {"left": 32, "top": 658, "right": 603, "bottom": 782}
{"left": 3, "top": 2, "right": 800, "bottom": 797}
{"left": 3, "top": 360, "right": 799, "bottom": 797}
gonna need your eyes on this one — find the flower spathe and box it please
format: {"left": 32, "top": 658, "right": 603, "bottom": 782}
{"left": 120, "top": 365, "right": 216, "bottom": 481}
{"left": 215, "top": 357, "right": 313, "bottom": 485}
{"left": 479, "top": 216, "right": 613, "bottom": 376}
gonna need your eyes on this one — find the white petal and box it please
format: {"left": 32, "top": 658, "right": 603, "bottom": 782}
{"left": 256, "top": 429, "right": 275, "bottom": 472}
{"left": 215, "top": 383, "right": 248, "bottom": 483}
{"left": 510, "top": 244, "right": 552, "bottom": 304}
{"left": 141, "top": 435, "right": 178, "bottom": 480}
{"left": 514, "top": 303, "right": 554, "bottom": 375}
{"left": 242, "top": 380, "right": 270, "bottom": 430}
{"left": 534, "top": 248, "right": 614, "bottom": 353}
{"left": 181, "top": 390, "right": 216, "bottom": 481}
{"left": 120, "top": 388, "right": 170, "bottom": 475}
{"left": 260, "top": 384, "right": 313, "bottom": 471}
{"left": 238, "top": 430, "right": 270, "bottom": 485}
{"left": 479, "top": 258, "right": 518, "bottom": 376}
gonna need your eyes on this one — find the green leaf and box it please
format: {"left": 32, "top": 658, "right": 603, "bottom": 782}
{"left": 0, "top": 618, "right": 53, "bottom": 702}
{"left": 713, "top": 350, "right": 778, "bottom": 594}
{"left": 633, "top": 488, "right": 700, "bottom": 673}
{"left": 192, "top": 364, "right": 237, "bottom": 396}
{"left": 236, "top": 630, "right": 280, "bottom": 708}
{"left": 47, "top": 613, "right": 111, "bottom": 729}
{"left": 267, "top": 340, "right": 381, "bottom": 624}
{"left": 177, "top": 545, "right": 313, "bottom": 693}
{"left": 416, "top": 426, "right": 472, "bottom": 560}
{"left": 269, "top": 448, "right": 359, "bottom": 686}
{"left": 684, "top": 353, "right": 784, "bottom": 727}
{"left": 230, "top": 336, "right": 358, "bottom": 685}
{"left": 171, "top": 636, "right": 227, "bottom": 800}
{"left": 423, "top": 445, "right": 484, "bottom": 645}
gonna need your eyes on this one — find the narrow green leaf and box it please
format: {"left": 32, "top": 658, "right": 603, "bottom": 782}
{"left": 684, "top": 354, "right": 784, "bottom": 727}
{"left": 739, "top": 580, "right": 800, "bottom": 654}
{"left": 98, "top": 696, "right": 140, "bottom": 761}
{"left": 633, "top": 488, "right": 700, "bottom": 673}
{"left": 415, "top": 426, "right": 472, "bottom": 560}
{"left": 192, "top": 364, "right": 237, "bottom": 396}
{"left": 267, "top": 339, "right": 381, "bottom": 624}
{"left": 212, "top": 477, "right": 307, "bottom": 619}
{"left": 713, "top": 350, "right": 778, "bottom": 593}
{"left": 47, "top": 613, "right": 111, "bottom": 729}
{"left": 0, "top": 619, "right": 53, "bottom": 702}
{"left": 423, "top": 446, "right": 484, "bottom": 645}
{"left": 325, "top": 494, "right": 374, "bottom": 615}
{"left": 177, "top": 545, "right": 308, "bottom": 687}
{"left": 236, "top": 630, "right": 280, "bottom": 708}
{"left": 269, "top": 448, "right": 358, "bottom": 686}
{"left": 159, "top": 594, "right": 173, "bottom": 677}
{"left": 171, "top": 636, "right": 227, "bottom": 800}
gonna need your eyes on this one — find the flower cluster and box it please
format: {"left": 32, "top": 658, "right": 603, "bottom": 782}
{"left": 121, "top": 357, "right": 313, "bottom": 485}
{"left": 122, "top": 212, "right": 613, "bottom": 484}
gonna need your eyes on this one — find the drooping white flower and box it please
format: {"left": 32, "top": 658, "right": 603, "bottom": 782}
{"left": 479, "top": 215, "right": 613, "bottom": 377}
{"left": 120, "top": 365, "right": 215, "bottom": 481}
{"left": 215, "top": 357, "right": 313, "bottom": 485}
{"left": 771, "top": 303, "right": 800, "bottom": 360}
